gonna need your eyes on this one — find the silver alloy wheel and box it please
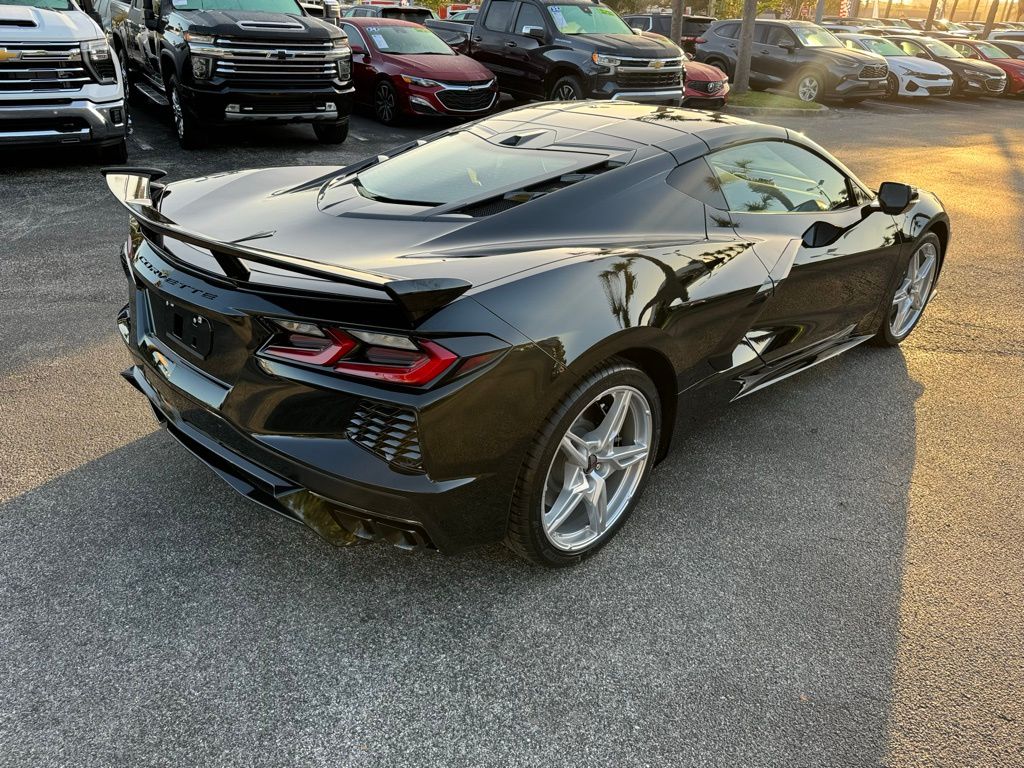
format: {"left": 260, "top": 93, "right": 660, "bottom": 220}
{"left": 170, "top": 86, "right": 184, "bottom": 139}
{"left": 886, "top": 73, "right": 899, "bottom": 99}
{"left": 554, "top": 83, "right": 579, "bottom": 100}
{"left": 541, "top": 385, "right": 653, "bottom": 552}
{"left": 797, "top": 75, "right": 820, "bottom": 102}
{"left": 376, "top": 83, "right": 396, "bottom": 122}
{"left": 890, "top": 241, "right": 938, "bottom": 338}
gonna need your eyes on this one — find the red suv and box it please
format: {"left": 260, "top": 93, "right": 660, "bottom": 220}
{"left": 341, "top": 18, "right": 498, "bottom": 124}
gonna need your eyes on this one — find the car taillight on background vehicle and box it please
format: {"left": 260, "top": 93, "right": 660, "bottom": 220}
{"left": 261, "top": 320, "right": 486, "bottom": 387}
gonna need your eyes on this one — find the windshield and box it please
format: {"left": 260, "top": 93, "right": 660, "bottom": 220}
{"left": 791, "top": 25, "right": 842, "bottom": 47}
{"left": 1, "top": 0, "right": 73, "bottom": 8}
{"left": 546, "top": 4, "right": 632, "bottom": 35}
{"left": 921, "top": 38, "right": 962, "bottom": 57}
{"left": 974, "top": 41, "right": 1010, "bottom": 58}
{"left": 355, "top": 132, "right": 603, "bottom": 206}
{"left": 883, "top": 19, "right": 911, "bottom": 28}
{"left": 857, "top": 37, "right": 904, "bottom": 56}
{"left": 364, "top": 24, "right": 452, "bottom": 54}
{"left": 170, "top": 0, "right": 301, "bottom": 11}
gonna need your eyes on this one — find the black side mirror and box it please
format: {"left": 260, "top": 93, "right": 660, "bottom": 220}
{"left": 779, "top": 41, "right": 796, "bottom": 52}
{"left": 877, "top": 181, "right": 913, "bottom": 214}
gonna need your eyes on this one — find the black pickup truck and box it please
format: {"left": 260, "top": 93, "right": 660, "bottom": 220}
{"left": 110, "top": 0, "right": 353, "bottom": 148}
{"left": 427, "top": 0, "right": 684, "bottom": 104}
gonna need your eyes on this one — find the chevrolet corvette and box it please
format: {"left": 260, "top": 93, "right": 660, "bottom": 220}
{"left": 105, "top": 101, "right": 948, "bottom": 566}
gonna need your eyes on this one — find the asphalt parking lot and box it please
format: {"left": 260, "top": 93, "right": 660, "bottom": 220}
{"left": 2, "top": 96, "right": 1023, "bottom": 767}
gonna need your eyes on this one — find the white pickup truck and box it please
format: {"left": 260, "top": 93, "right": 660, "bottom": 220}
{"left": 1, "top": 0, "right": 127, "bottom": 161}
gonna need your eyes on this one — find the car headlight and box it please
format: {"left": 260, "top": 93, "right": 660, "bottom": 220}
{"left": 183, "top": 32, "right": 215, "bottom": 45}
{"left": 592, "top": 52, "right": 621, "bottom": 67}
{"left": 82, "top": 39, "right": 117, "bottom": 85}
{"left": 337, "top": 56, "right": 351, "bottom": 81}
{"left": 400, "top": 74, "right": 441, "bottom": 88}
{"left": 903, "top": 69, "right": 933, "bottom": 78}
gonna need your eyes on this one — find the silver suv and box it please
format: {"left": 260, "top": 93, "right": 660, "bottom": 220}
{"left": 1, "top": 0, "right": 128, "bottom": 161}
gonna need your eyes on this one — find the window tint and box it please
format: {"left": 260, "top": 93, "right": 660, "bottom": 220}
{"left": 341, "top": 22, "right": 367, "bottom": 50}
{"left": 705, "top": 141, "right": 853, "bottom": 214}
{"left": 953, "top": 43, "right": 979, "bottom": 58}
{"left": 896, "top": 39, "right": 926, "bottom": 57}
{"left": 513, "top": 2, "right": 545, "bottom": 35}
{"left": 483, "top": 0, "right": 515, "bottom": 31}
{"left": 716, "top": 22, "right": 739, "bottom": 39}
{"left": 763, "top": 26, "right": 796, "bottom": 47}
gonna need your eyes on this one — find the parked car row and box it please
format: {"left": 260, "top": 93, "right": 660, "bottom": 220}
{"left": 695, "top": 18, "right": 1022, "bottom": 102}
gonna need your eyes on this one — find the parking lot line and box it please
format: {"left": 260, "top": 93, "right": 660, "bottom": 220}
{"left": 867, "top": 101, "right": 922, "bottom": 113}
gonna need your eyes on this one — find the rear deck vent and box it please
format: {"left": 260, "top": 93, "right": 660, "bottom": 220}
{"left": 455, "top": 160, "right": 623, "bottom": 217}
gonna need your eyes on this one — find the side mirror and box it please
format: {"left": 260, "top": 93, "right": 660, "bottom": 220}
{"left": 779, "top": 41, "right": 796, "bottom": 52}
{"left": 877, "top": 181, "right": 913, "bottom": 214}
{"left": 631, "top": 27, "right": 644, "bottom": 35}
{"left": 523, "top": 26, "right": 546, "bottom": 41}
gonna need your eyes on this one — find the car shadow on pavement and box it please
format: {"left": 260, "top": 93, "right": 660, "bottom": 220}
{"left": 0, "top": 346, "right": 923, "bottom": 767}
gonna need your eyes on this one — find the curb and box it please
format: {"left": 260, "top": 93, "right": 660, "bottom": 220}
{"left": 724, "top": 105, "right": 833, "bottom": 117}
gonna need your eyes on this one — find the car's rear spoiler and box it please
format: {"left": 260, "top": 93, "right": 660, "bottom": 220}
{"left": 101, "top": 167, "right": 472, "bottom": 323}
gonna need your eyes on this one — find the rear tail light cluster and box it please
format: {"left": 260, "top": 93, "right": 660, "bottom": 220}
{"left": 261, "top": 320, "right": 491, "bottom": 387}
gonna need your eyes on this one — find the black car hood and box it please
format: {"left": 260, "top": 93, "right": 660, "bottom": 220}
{"left": 176, "top": 10, "right": 340, "bottom": 41}
{"left": 154, "top": 166, "right": 588, "bottom": 288}
{"left": 564, "top": 32, "right": 680, "bottom": 58}
{"left": 938, "top": 56, "right": 1005, "bottom": 76}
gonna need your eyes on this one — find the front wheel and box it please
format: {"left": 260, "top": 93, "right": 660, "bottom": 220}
{"left": 168, "top": 76, "right": 206, "bottom": 149}
{"left": 874, "top": 232, "right": 941, "bottom": 346}
{"left": 505, "top": 360, "right": 661, "bottom": 567}
{"left": 549, "top": 74, "right": 583, "bottom": 101}
{"left": 885, "top": 73, "right": 900, "bottom": 100}
{"left": 795, "top": 70, "right": 823, "bottom": 103}
{"left": 313, "top": 121, "right": 348, "bottom": 144}
{"left": 374, "top": 80, "right": 401, "bottom": 125}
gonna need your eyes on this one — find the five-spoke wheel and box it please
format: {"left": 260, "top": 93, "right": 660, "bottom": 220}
{"left": 506, "top": 361, "right": 660, "bottom": 566}
{"left": 875, "top": 232, "right": 942, "bottom": 346}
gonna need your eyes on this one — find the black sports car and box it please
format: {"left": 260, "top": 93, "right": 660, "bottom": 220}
{"left": 105, "top": 102, "right": 948, "bottom": 567}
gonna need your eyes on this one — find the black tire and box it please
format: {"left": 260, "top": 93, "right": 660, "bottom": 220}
{"left": 116, "top": 44, "right": 138, "bottom": 106}
{"left": 794, "top": 69, "right": 824, "bottom": 103}
{"left": 374, "top": 80, "right": 401, "bottom": 125}
{"left": 98, "top": 138, "right": 129, "bottom": 164}
{"left": 885, "top": 73, "right": 900, "bottom": 100}
{"left": 549, "top": 74, "right": 583, "bottom": 101}
{"left": 313, "top": 121, "right": 349, "bottom": 144}
{"left": 504, "top": 359, "right": 662, "bottom": 567}
{"left": 705, "top": 57, "right": 731, "bottom": 81}
{"left": 873, "top": 232, "right": 942, "bottom": 347}
{"left": 168, "top": 75, "right": 206, "bottom": 150}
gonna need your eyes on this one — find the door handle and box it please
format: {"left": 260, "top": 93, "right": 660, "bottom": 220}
{"left": 505, "top": 40, "right": 517, "bottom": 47}
{"left": 472, "top": 35, "right": 482, "bottom": 42}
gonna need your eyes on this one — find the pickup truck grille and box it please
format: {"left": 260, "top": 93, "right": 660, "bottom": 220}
{"left": 0, "top": 43, "right": 91, "bottom": 92}
{"left": 618, "top": 71, "right": 682, "bottom": 89}
{"left": 211, "top": 38, "right": 339, "bottom": 83}
{"left": 859, "top": 63, "right": 888, "bottom": 80}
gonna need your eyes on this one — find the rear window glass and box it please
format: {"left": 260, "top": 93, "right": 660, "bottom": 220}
{"left": 355, "top": 132, "right": 603, "bottom": 206}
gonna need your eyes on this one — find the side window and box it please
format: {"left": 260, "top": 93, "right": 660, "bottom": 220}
{"left": 763, "top": 26, "right": 796, "bottom": 47}
{"left": 842, "top": 39, "right": 859, "bottom": 51}
{"left": 955, "top": 43, "right": 978, "bottom": 58}
{"left": 513, "top": 2, "right": 545, "bottom": 35}
{"left": 483, "top": 0, "right": 515, "bottom": 32}
{"left": 716, "top": 22, "right": 739, "bottom": 39}
{"left": 342, "top": 23, "right": 366, "bottom": 51}
{"left": 705, "top": 141, "right": 854, "bottom": 214}
{"left": 898, "top": 40, "right": 923, "bottom": 56}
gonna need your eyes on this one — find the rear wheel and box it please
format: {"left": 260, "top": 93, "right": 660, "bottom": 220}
{"left": 549, "top": 74, "right": 583, "bottom": 101}
{"left": 313, "top": 121, "right": 348, "bottom": 144}
{"left": 505, "top": 360, "right": 661, "bottom": 567}
{"left": 874, "top": 233, "right": 941, "bottom": 346}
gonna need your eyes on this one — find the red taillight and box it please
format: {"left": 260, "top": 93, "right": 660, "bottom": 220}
{"left": 261, "top": 322, "right": 463, "bottom": 387}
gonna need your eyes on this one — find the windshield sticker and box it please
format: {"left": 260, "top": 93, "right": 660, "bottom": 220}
{"left": 548, "top": 5, "right": 567, "bottom": 29}
{"left": 171, "top": 0, "right": 187, "bottom": 6}
{"left": 371, "top": 34, "right": 389, "bottom": 49}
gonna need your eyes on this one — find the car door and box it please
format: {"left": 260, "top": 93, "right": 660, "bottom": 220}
{"left": 504, "top": 0, "right": 550, "bottom": 95}
{"left": 753, "top": 23, "right": 798, "bottom": 88}
{"left": 471, "top": 0, "right": 521, "bottom": 94}
{"left": 699, "top": 139, "right": 902, "bottom": 362}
